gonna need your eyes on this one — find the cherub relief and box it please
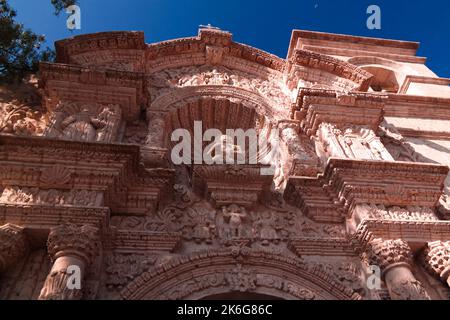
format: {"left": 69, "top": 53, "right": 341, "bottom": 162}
{"left": 221, "top": 204, "right": 248, "bottom": 239}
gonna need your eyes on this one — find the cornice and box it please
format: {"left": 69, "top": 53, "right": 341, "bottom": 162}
{"left": 285, "top": 158, "right": 449, "bottom": 222}
{"left": 288, "top": 237, "right": 356, "bottom": 256}
{"left": 55, "top": 31, "right": 146, "bottom": 64}
{"left": 288, "top": 49, "right": 373, "bottom": 91}
{"left": 292, "top": 88, "right": 386, "bottom": 135}
{"left": 0, "top": 135, "right": 175, "bottom": 215}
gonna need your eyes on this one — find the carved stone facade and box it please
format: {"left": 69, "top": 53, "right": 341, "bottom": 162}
{"left": 1, "top": 27, "right": 450, "bottom": 300}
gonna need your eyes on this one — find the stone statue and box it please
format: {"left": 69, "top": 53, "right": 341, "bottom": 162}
{"left": 222, "top": 204, "right": 248, "bottom": 239}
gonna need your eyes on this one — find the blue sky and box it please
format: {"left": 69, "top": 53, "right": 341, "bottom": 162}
{"left": 9, "top": 0, "right": 450, "bottom": 77}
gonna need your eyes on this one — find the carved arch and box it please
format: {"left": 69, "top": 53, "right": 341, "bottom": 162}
{"left": 120, "top": 249, "right": 360, "bottom": 300}
{"left": 150, "top": 85, "right": 280, "bottom": 120}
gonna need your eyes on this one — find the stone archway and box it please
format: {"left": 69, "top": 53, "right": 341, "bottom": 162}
{"left": 120, "top": 248, "right": 359, "bottom": 300}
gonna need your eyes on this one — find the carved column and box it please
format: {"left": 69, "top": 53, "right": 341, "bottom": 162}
{"left": 39, "top": 224, "right": 100, "bottom": 300}
{"left": 0, "top": 224, "right": 28, "bottom": 273}
{"left": 141, "top": 111, "right": 168, "bottom": 166}
{"left": 145, "top": 111, "right": 166, "bottom": 148}
{"left": 367, "top": 238, "right": 430, "bottom": 300}
{"left": 422, "top": 241, "right": 450, "bottom": 287}
{"left": 278, "top": 122, "right": 319, "bottom": 177}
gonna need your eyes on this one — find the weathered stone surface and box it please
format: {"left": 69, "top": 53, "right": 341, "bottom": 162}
{"left": 0, "top": 27, "right": 450, "bottom": 300}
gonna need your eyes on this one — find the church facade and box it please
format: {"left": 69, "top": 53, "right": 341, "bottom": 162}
{"left": 0, "top": 27, "right": 450, "bottom": 300}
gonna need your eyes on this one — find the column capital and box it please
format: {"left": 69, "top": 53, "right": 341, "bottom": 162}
{"left": 47, "top": 223, "right": 100, "bottom": 267}
{"left": 367, "top": 238, "right": 413, "bottom": 275}
{"left": 422, "top": 240, "right": 450, "bottom": 282}
{"left": 0, "top": 223, "right": 28, "bottom": 272}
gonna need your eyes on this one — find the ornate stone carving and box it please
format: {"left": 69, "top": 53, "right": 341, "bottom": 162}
{"left": 226, "top": 264, "right": 257, "bottom": 292}
{"left": 111, "top": 193, "right": 347, "bottom": 248}
{"left": 122, "top": 120, "right": 148, "bottom": 144}
{"left": 105, "top": 253, "right": 158, "bottom": 289}
{"left": 205, "top": 45, "right": 225, "bottom": 65}
{"left": 315, "top": 123, "right": 393, "bottom": 163}
{"left": 39, "top": 224, "right": 100, "bottom": 300}
{"left": 0, "top": 77, "right": 46, "bottom": 137}
{"left": 39, "top": 165, "right": 73, "bottom": 187}
{"left": 366, "top": 238, "right": 430, "bottom": 300}
{"left": 360, "top": 204, "right": 438, "bottom": 221}
{"left": 0, "top": 103, "right": 46, "bottom": 136}
{"left": 0, "top": 224, "right": 28, "bottom": 272}
{"left": 438, "top": 194, "right": 450, "bottom": 220}
{"left": 0, "top": 187, "right": 100, "bottom": 207}
{"left": 422, "top": 241, "right": 450, "bottom": 286}
{"left": 307, "top": 261, "right": 366, "bottom": 297}
{"left": 219, "top": 204, "right": 249, "bottom": 240}
{"left": 378, "top": 121, "right": 429, "bottom": 163}
{"left": 45, "top": 224, "right": 100, "bottom": 265}
{"left": 0, "top": 248, "right": 50, "bottom": 300}
{"left": 389, "top": 279, "right": 431, "bottom": 300}
{"left": 45, "top": 102, "right": 122, "bottom": 143}
{"left": 367, "top": 238, "right": 413, "bottom": 272}
{"left": 2, "top": 28, "right": 450, "bottom": 300}
{"left": 278, "top": 122, "right": 320, "bottom": 180}
{"left": 147, "top": 65, "right": 292, "bottom": 111}
{"left": 145, "top": 111, "right": 166, "bottom": 148}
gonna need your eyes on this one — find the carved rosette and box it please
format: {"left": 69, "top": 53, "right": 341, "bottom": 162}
{"left": 39, "top": 224, "right": 100, "bottom": 300}
{"left": 0, "top": 224, "right": 28, "bottom": 272}
{"left": 367, "top": 238, "right": 430, "bottom": 300}
{"left": 422, "top": 241, "right": 450, "bottom": 286}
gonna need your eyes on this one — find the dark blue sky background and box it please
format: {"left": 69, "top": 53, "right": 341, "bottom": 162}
{"left": 9, "top": 0, "right": 450, "bottom": 77}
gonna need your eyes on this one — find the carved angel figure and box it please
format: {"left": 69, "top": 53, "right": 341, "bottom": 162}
{"left": 60, "top": 106, "right": 107, "bottom": 142}
{"left": 222, "top": 204, "right": 248, "bottom": 238}
{"left": 253, "top": 211, "right": 279, "bottom": 245}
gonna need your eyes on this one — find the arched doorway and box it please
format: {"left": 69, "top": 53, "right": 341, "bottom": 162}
{"left": 120, "top": 248, "right": 359, "bottom": 300}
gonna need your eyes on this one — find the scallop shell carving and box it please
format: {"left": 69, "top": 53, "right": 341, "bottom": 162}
{"left": 40, "top": 165, "right": 72, "bottom": 186}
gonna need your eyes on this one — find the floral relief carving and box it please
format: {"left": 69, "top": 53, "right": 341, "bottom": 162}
{"left": 390, "top": 280, "right": 431, "bottom": 300}
{"left": 3, "top": 28, "right": 450, "bottom": 301}
{"left": 0, "top": 187, "right": 100, "bottom": 207}
{"left": 0, "top": 103, "right": 46, "bottom": 136}
{"left": 362, "top": 204, "right": 438, "bottom": 221}
{"left": 105, "top": 253, "right": 158, "bottom": 289}
{"left": 226, "top": 264, "right": 257, "bottom": 292}
{"left": 111, "top": 185, "right": 347, "bottom": 247}
{"left": 147, "top": 65, "right": 292, "bottom": 111}
{"left": 0, "top": 77, "right": 47, "bottom": 137}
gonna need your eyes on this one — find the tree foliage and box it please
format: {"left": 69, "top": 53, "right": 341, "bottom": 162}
{"left": 0, "top": 0, "right": 76, "bottom": 83}
{"left": 51, "top": 0, "right": 77, "bottom": 15}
